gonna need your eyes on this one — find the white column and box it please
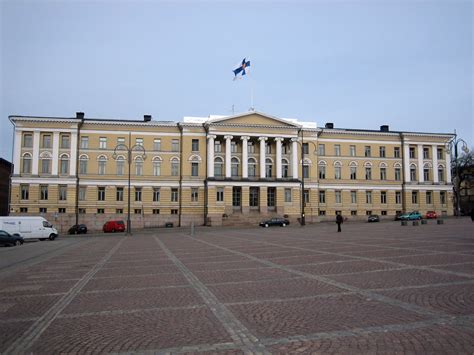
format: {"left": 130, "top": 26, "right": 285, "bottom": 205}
{"left": 70, "top": 130, "right": 78, "bottom": 176}
{"left": 275, "top": 137, "right": 283, "bottom": 179}
{"left": 32, "top": 131, "right": 40, "bottom": 175}
{"left": 225, "top": 135, "right": 233, "bottom": 178}
{"left": 207, "top": 135, "right": 216, "bottom": 178}
{"left": 13, "top": 130, "right": 22, "bottom": 175}
{"left": 259, "top": 137, "right": 267, "bottom": 178}
{"left": 52, "top": 132, "right": 60, "bottom": 175}
{"left": 241, "top": 136, "right": 249, "bottom": 178}
{"left": 417, "top": 144, "right": 424, "bottom": 182}
{"left": 292, "top": 138, "right": 298, "bottom": 179}
{"left": 403, "top": 143, "right": 410, "bottom": 182}
{"left": 432, "top": 144, "right": 438, "bottom": 183}
{"left": 445, "top": 149, "right": 452, "bottom": 183}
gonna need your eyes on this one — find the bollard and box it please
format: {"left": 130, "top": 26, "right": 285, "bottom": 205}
{"left": 421, "top": 220, "right": 427, "bottom": 225}
{"left": 401, "top": 221, "right": 407, "bottom": 226}
{"left": 437, "top": 219, "right": 444, "bottom": 225}
{"left": 191, "top": 222, "right": 195, "bottom": 236}
{"left": 412, "top": 221, "right": 419, "bottom": 226}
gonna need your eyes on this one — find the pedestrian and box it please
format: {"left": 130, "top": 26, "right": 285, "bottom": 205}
{"left": 471, "top": 209, "right": 474, "bottom": 222}
{"left": 336, "top": 212, "right": 343, "bottom": 232}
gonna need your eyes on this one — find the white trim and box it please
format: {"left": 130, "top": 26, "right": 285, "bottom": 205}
{"left": 188, "top": 154, "right": 202, "bottom": 162}
{"left": 80, "top": 130, "right": 181, "bottom": 136}
{"left": 210, "top": 131, "right": 299, "bottom": 139}
{"left": 207, "top": 181, "right": 301, "bottom": 188}
{"left": 11, "top": 177, "right": 77, "bottom": 184}
{"left": 318, "top": 138, "right": 401, "bottom": 145}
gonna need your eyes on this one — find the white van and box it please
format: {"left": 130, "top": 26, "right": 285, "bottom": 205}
{"left": 0, "top": 216, "right": 59, "bottom": 241}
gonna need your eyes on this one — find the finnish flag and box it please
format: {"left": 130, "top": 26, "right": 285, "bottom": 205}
{"left": 233, "top": 58, "right": 251, "bottom": 80}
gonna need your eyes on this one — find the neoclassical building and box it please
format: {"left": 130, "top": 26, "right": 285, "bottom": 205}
{"left": 9, "top": 111, "right": 454, "bottom": 232}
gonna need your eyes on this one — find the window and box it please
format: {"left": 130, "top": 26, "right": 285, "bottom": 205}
{"left": 318, "top": 164, "right": 326, "bottom": 179}
{"left": 302, "top": 143, "right": 309, "bottom": 155}
{"left": 334, "top": 145, "right": 340, "bottom": 156}
{"left": 285, "top": 188, "right": 292, "bottom": 202}
{"left": 248, "top": 158, "right": 256, "bottom": 177}
{"left": 144, "top": 186, "right": 156, "bottom": 203}
{"left": 335, "top": 190, "right": 342, "bottom": 204}
{"left": 59, "top": 185, "right": 67, "bottom": 201}
{"left": 351, "top": 191, "right": 357, "bottom": 204}
{"left": 426, "top": 191, "right": 432, "bottom": 204}
{"left": 379, "top": 146, "right": 386, "bottom": 158}
{"left": 249, "top": 187, "right": 259, "bottom": 207}
{"left": 98, "top": 187, "right": 105, "bottom": 201}
{"left": 410, "top": 166, "right": 416, "bottom": 181}
{"left": 134, "top": 209, "right": 142, "bottom": 215}
{"left": 231, "top": 141, "right": 238, "bottom": 153}
{"left": 61, "top": 135, "right": 70, "bottom": 149}
{"left": 22, "top": 154, "right": 32, "bottom": 174}
{"left": 21, "top": 185, "right": 29, "bottom": 200}
{"left": 60, "top": 155, "right": 69, "bottom": 175}
{"left": 364, "top": 146, "right": 371, "bottom": 157}
{"left": 438, "top": 167, "right": 444, "bottom": 182}
{"left": 394, "top": 147, "right": 400, "bottom": 158}
{"left": 335, "top": 165, "right": 341, "bottom": 180}
{"left": 135, "top": 138, "right": 143, "bottom": 146}
{"left": 171, "top": 209, "right": 178, "bottom": 215}
{"left": 152, "top": 209, "right": 160, "bottom": 214}
{"left": 171, "top": 188, "right": 178, "bottom": 202}
{"left": 437, "top": 148, "right": 443, "bottom": 160}
{"left": 381, "top": 191, "right": 387, "bottom": 204}
{"left": 20, "top": 207, "right": 28, "bottom": 213}
{"left": 247, "top": 141, "right": 255, "bottom": 153}
{"left": 365, "top": 167, "right": 372, "bottom": 180}
{"left": 303, "top": 189, "right": 310, "bottom": 204}
{"left": 318, "top": 144, "right": 325, "bottom": 156}
{"left": 192, "top": 139, "right": 199, "bottom": 151}
{"left": 116, "top": 209, "right": 123, "bottom": 214}
{"left": 351, "top": 211, "right": 357, "bottom": 216}
{"left": 265, "top": 158, "right": 273, "bottom": 178}
{"left": 80, "top": 136, "right": 89, "bottom": 149}
{"left": 135, "top": 187, "right": 142, "bottom": 201}
{"left": 380, "top": 167, "right": 387, "bottom": 180}
{"left": 396, "top": 191, "right": 402, "bottom": 204}
{"left": 440, "top": 191, "right": 446, "bottom": 204}
{"left": 319, "top": 210, "right": 326, "bottom": 216}
{"left": 135, "top": 157, "right": 143, "bottom": 176}
{"left": 423, "top": 168, "right": 430, "bottom": 181}
{"left": 39, "top": 207, "right": 47, "bottom": 213}
{"left": 42, "top": 134, "right": 52, "bottom": 148}
{"left": 117, "top": 137, "right": 125, "bottom": 145}
{"left": 41, "top": 156, "right": 51, "bottom": 174}
{"left": 409, "top": 147, "right": 415, "bottom": 158}
{"left": 116, "top": 157, "right": 125, "bottom": 175}
{"left": 191, "top": 188, "right": 198, "bottom": 202}
{"left": 265, "top": 143, "right": 272, "bottom": 154}
{"left": 231, "top": 158, "right": 239, "bottom": 177}
{"left": 423, "top": 147, "right": 429, "bottom": 159}
{"left": 116, "top": 187, "right": 124, "bottom": 201}
{"left": 395, "top": 167, "right": 401, "bottom": 181}
{"left": 79, "top": 186, "right": 86, "bottom": 201}
{"left": 79, "top": 156, "right": 88, "bottom": 174}
{"left": 99, "top": 137, "right": 107, "bottom": 149}
{"left": 282, "top": 159, "right": 289, "bottom": 178}
{"left": 79, "top": 208, "right": 86, "bottom": 214}
{"left": 381, "top": 211, "right": 387, "bottom": 216}
{"left": 154, "top": 138, "right": 161, "bottom": 151}
{"left": 282, "top": 143, "right": 289, "bottom": 154}
{"left": 153, "top": 159, "right": 161, "bottom": 176}
{"left": 216, "top": 187, "right": 224, "bottom": 202}
{"left": 303, "top": 164, "right": 309, "bottom": 178}
{"left": 350, "top": 145, "right": 356, "bottom": 157}
{"left": 172, "top": 139, "right": 179, "bottom": 152}
{"left": 214, "top": 157, "right": 224, "bottom": 177}
{"left": 23, "top": 133, "right": 33, "bottom": 148}
{"left": 412, "top": 191, "right": 418, "bottom": 204}
{"left": 59, "top": 209, "right": 67, "bottom": 216}
{"left": 366, "top": 191, "right": 372, "bottom": 204}
{"left": 40, "top": 185, "right": 48, "bottom": 200}
{"left": 319, "top": 190, "right": 326, "bottom": 203}
{"left": 98, "top": 156, "right": 107, "bottom": 175}
{"left": 350, "top": 165, "right": 357, "bottom": 180}
{"left": 171, "top": 158, "right": 179, "bottom": 176}
{"left": 97, "top": 209, "right": 104, "bottom": 214}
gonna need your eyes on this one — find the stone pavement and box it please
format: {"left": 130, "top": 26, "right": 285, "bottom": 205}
{"left": 1, "top": 219, "right": 473, "bottom": 354}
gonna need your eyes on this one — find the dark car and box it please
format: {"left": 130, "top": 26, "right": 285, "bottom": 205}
{"left": 68, "top": 224, "right": 88, "bottom": 235}
{"left": 367, "top": 214, "right": 380, "bottom": 223}
{"left": 0, "top": 230, "right": 24, "bottom": 247}
{"left": 259, "top": 217, "right": 290, "bottom": 228}
{"left": 103, "top": 220, "right": 126, "bottom": 233}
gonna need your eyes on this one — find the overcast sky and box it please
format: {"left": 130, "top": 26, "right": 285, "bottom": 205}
{"left": 1, "top": 0, "right": 472, "bottom": 161}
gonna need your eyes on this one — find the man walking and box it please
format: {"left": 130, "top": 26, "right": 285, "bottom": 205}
{"left": 336, "top": 212, "right": 343, "bottom": 232}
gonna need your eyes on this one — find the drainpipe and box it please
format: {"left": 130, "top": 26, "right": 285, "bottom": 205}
{"left": 399, "top": 132, "right": 407, "bottom": 213}
{"left": 178, "top": 123, "right": 183, "bottom": 227}
{"left": 204, "top": 124, "right": 209, "bottom": 226}
{"left": 75, "top": 112, "right": 85, "bottom": 226}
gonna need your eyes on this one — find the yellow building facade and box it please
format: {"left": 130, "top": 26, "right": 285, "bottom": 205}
{"left": 9, "top": 112, "right": 454, "bottom": 232}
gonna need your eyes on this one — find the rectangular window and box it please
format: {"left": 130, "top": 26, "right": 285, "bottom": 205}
{"left": 364, "top": 146, "right": 371, "bottom": 157}
{"left": 409, "top": 147, "right": 415, "bottom": 158}
{"left": 365, "top": 167, "right": 372, "bottom": 180}
{"left": 22, "top": 155, "right": 31, "bottom": 174}
{"left": 440, "top": 191, "right": 446, "bottom": 205}
{"left": 319, "top": 165, "right": 326, "bottom": 179}
{"left": 379, "top": 146, "right": 386, "bottom": 158}
{"left": 285, "top": 188, "right": 292, "bottom": 202}
{"left": 410, "top": 167, "right": 416, "bottom": 181}
{"left": 335, "top": 190, "right": 342, "bottom": 204}
{"left": 350, "top": 167, "right": 357, "bottom": 180}
{"left": 192, "top": 139, "right": 199, "bottom": 152}
{"left": 79, "top": 159, "right": 87, "bottom": 174}
{"left": 191, "top": 188, "right": 198, "bottom": 202}
{"left": 381, "top": 191, "right": 387, "bottom": 204}
{"left": 335, "top": 166, "right": 341, "bottom": 180}
{"left": 135, "top": 187, "right": 142, "bottom": 201}
{"left": 171, "top": 188, "right": 178, "bottom": 202}
{"left": 216, "top": 187, "right": 224, "bottom": 202}
{"left": 303, "top": 189, "right": 310, "bottom": 204}
{"left": 412, "top": 191, "right": 418, "bottom": 204}
{"left": 191, "top": 162, "right": 199, "bottom": 176}
{"left": 135, "top": 138, "right": 143, "bottom": 146}
{"left": 350, "top": 145, "right": 356, "bottom": 157}
{"left": 171, "top": 209, "right": 178, "bottom": 215}
{"left": 318, "top": 144, "right": 325, "bottom": 156}
{"left": 265, "top": 143, "right": 272, "bottom": 154}
{"left": 319, "top": 210, "right": 326, "bottom": 216}
{"left": 423, "top": 147, "right": 429, "bottom": 159}
{"left": 153, "top": 188, "right": 160, "bottom": 202}
{"left": 381, "top": 211, "right": 387, "bottom": 216}
{"left": 99, "top": 137, "right": 107, "bottom": 149}
{"left": 351, "top": 191, "right": 357, "bottom": 204}
{"left": 424, "top": 168, "right": 430, "bottom": 181}
{"left": 39, "top": 207, "right": 47, "bottom": 213}
{"left": 60, "top": 157, "right": 68, "bottom": 175}
{"left": 438, "top": 167, "right": 444, "bottom": 182}
{"left": 247, "top": 142, "right": 255, "bottom": 153}
{"left": 97, "top": 208, "right": 104, "bottom": 214}
{"left": 98, "top": 187, "right": 105, "bottom": 201}
{"left": 135, "top": 160, "right": 143, "bottom": 176}
{"left": 268, "top": 187, "right": 276, "bottom": 207}
{"left": 61, "top": 135, "right": 70, "bottom": 149}
{"left": 80, "top": 136, "right": 89, "bottom": 149}
{"left": 319, "top": 190, "right": 326, "bottom": 203}
{"left": 23, "top": 133, "right": 33, "bottom": 148}
{"left": 231, "top": 141, "right": 238, "bottom": 153}
{"left": 394, "top": 147, "right": 400, "bottom": 158}
{"left": 20, "top": 207, "right": 28, "bottom": 213}
{"left": 302, "top": 143, "right": 309, "bottom": 155}
{"left": 426, "top": 191, "right": 432, "bottom": 204}
{"left": 303, "top": 165, "right": 309, "bottom": 178}
{"left": 116, "top": 187, "right": 124, "bottom": 201}
{"left": 59, "top": 185, "right": 67, "bottom": 201}
{"left": 396, "top": 191, "right": 402, "bottom": 204}
{"left": 154, "top": 138, "right": 161, "bottom": 151}
{"left": 380, "top": 167, "right": 387, "bottom": 180}
{"left": 366, "top": 191, "right": 372, "bottom": 204}
{"left": 171, "top": 161, "right": 179, "bottom": 176}
{"left": 40, "top": 185, "right": 48, "bottom": 200}
{"left": 437, "top": 148, "right": 443, "bottom": 160}
{"left": 58, "top": 208, "right": 66, "bottom": 214}
{"left": 152, "top": 209, "right": 160, "bottom": 214}
{"left": 42, "top": 134, "right": 51, "bottom": 148}
{"left": 334, "top": 144, "right": 340, "bottom": 156}
{"left": 214, "top": 141, "right": 222, "bottom": 153}
{"left": 41, "top": 158, "right": 51, "bottom": 174}
{"left": 21, "top": 185, "right": 29, "bottom": 200}
{"left": 116, "top": 159, "right": 124, "bottom": 176}
{"left": 172, "top": 139, "right": 179, "bottom": 152}
{"left": 79, "top": 208, "right": 86, "bottom": 214}
{"left": 116, "top": 209, "right": 123, "bottom": 214}
{"left": 117, "top": 137, "right": 125, "bottom": 145}
{"left": 79, "top": 186, "right": 86, "bottom": 201}
{"left": 351, "top": 210, "right": 357, "bottom": 216}
{"left": 134, "top": 209, "right": 142, "bottom": 215}
{"left": 395, "top": 168, "right": 401, "bottom": 181}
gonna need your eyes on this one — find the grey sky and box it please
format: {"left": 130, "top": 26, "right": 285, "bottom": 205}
{"left": 1, "top": 0, "right": 472, "bottom": 161}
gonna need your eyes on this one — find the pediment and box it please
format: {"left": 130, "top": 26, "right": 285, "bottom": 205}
{"left": 207, "top": 112, "right": 300, "bottom": 128}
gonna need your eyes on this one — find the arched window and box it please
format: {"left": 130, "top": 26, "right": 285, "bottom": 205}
{"left": 334, "top": 161, "right": 342, "bottom": 180}
{"left": 152, "top": 157, "right": 162, "bottom": 176}
{"left": 231, "top": 157, "right": 239, "bottom": 177}
{"left": 349, "top": 161, "right": 358, "bottom": 180}
{"left": 437, "top": 164, "right": 445, "bottom": 182}
{"left": 22, "top": 153, "right": 32, "bottom": 174}
{"left": 214, "top": 157, "right": 224, "bottom": 177}
{"left": 423, "top": 162, "right": 432, "bottom": 181}
{"left": 98, "top": 155, "right": 107, "bottom": 175}
{"left": 190, "top": 156, "right": 200, "bottom": 177}
{"left": 410, "top": 163, "right": 417, "bottom": 181}
{"left": 282, "top": 158, "right": 289, "bottom": 178}
{"left": 170, "top": 157, "right": 180, "bottom": 176}
{"left": 59, "top": 154, "right": 69, "bottom": 175}
{"left": 135, "top": 156, "right": 143, "bottom": 176}
{"left": 116, "top": 156, "right": 125, "bottom": 175}
{"left": 248, "top": 158, "right": 257, "bottom": 177}
{"left": 265, "top": 158, "right": 273, "bottom": 178}
{"left": 318, "top": 161, "right": 327, "bottom": 179}
{"left": 79, "top": 154, "right": 89, "bottom": 174}
{"left": 40, "top": 152, "right": 52, "bottom": 174}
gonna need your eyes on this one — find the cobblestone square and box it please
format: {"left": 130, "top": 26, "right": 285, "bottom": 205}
{"left": 0, "top": 219, "right": 473, "bottom": 353}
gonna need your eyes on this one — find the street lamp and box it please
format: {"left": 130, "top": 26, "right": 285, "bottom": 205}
{"left": 446, "top": 134, "right": 469, "bottom": 217}
{"left": 298, "top": 129, "right": 317, "bottom": 226}
{"left": 112, "top": 132, "right": 146, "bottom": 235}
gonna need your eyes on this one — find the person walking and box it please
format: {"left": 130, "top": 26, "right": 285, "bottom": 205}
{"left": 336, "top": 212, "right": 343, "bottom": 232}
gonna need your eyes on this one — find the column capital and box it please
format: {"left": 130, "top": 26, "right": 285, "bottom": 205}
{"left": 274, "top": 137, "right": 284, "bottom": 142}
{"left": 207, "top": 135, "right": 217, "bottom": 140}
{"left": 258, "top": 137, "right": 268, "bottom": 142}
{"left": 240, "top": 136, "right": 250, "bottom": 141}
{"left": 291, "top": 137, "right": 299, "bottom": 143}
{"left": 224, "top": 135, "right": 233, "bottom": 140}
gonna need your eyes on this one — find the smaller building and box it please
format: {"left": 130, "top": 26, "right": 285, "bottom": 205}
{"left": 0, "top": 158, "right": 13, "bottom": 216}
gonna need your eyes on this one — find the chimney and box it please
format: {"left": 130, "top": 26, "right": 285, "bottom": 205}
{"left": 325, "top": 122, "right": 334, "bottom": 129}
{"left": 144, "top": 114, "right": 152, "bottom": 122}
{"left": 380, "top": 125, "right": 389, "bottom": 132}
{"left": 76, "top": 112, "right": 85, "bottom": 119}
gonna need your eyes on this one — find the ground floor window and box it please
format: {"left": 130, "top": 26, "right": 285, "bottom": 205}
{"left": 249, "top": 187, "right": 259, "bottom": 207}
{"left": 233, "top": 187, "right": 241, "bottom": 207}
{"left": 267, "top": 187, "right": 276, "bottom": 207}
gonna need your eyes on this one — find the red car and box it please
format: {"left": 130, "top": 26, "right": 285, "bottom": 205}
{"left": 425, "top": 211, "right": 437, "bottom": 219}
{"left": 103, "top": 220, "right": 125, "bottom": 233}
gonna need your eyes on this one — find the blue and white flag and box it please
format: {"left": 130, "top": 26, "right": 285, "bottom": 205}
{"left": 233, "top": 58, "right": 250, "bottom": 80}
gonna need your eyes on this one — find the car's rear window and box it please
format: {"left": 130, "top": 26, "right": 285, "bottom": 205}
{"left": 117, "top": 221, "right": 125, "bottom": 225}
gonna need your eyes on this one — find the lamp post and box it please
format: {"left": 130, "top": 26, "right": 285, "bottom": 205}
{"left": 300, "top": 129, "right": 305, "bottom": 225}
{"left": 112, "top": 132, "right": 146, "bottom": 235}
{"left": 447, "top": 134, "right": 469, "bottom": 217}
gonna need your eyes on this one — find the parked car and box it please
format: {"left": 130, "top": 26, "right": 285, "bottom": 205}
{"left": 399, "top": 211, "right": 422, "bottom": 221}
{"left": 367, "top": 214, "right": 380, "bottom": 223}
{"left": 0, "top": 230, "right": 24, "bottom": 247}
{"left": 0, "top": 216, "right": 58, "bottom": 241}
{"left": 103, "top": 220, "right": 125, "bottom": 233}
{"left": 68, "top": 224, "right": 88, "bottom": 235}
{"left": 425, "top": 211, "right": 437, "bottom": 219}
{"left": 259, "top": 217, "right": 290, "bottom": 228}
